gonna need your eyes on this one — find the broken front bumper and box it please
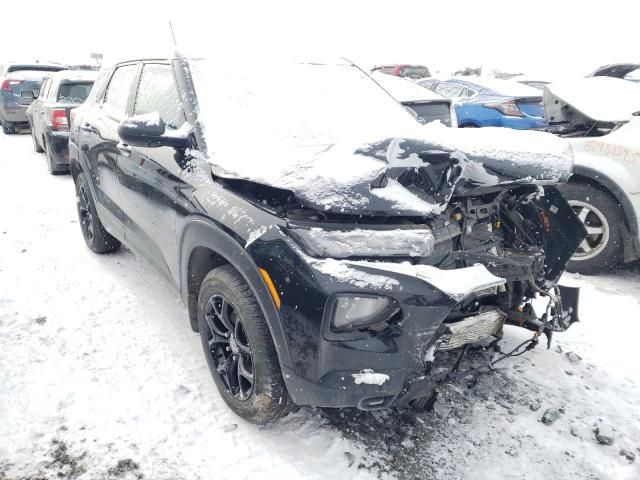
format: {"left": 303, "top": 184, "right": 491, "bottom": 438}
{"left": 249, "top": 231, "right": 520, "bottom": 410}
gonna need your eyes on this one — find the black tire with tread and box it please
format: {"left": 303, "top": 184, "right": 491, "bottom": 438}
{"left": 74, "top": 172, "right": 121, "bottom": 254}
{"left": 2, "top": 122, "right": 15, "bottom": 134}
{"left": 198, "top": 265, "right": 292, "bottom": 424}
{"left": 559, "top": 182, "right": 623, "bottom": 275}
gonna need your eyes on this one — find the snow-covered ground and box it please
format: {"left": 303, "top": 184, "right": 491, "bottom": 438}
{"left": 1, "top": 131, "right": 639, "bottom": 480}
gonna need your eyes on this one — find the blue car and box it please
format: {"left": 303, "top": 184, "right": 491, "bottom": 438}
{"left": 418, "top": 77, "right": 548, "bottom": 130}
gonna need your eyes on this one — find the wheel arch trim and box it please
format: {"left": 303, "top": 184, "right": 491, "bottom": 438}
{"left": 179, "top": 216, "right": 293, "bottom": 369}
{"left": 570, "top": 165, "right": 638, "bottom": 237}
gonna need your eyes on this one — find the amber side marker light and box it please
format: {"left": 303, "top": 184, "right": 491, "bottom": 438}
{"left": 259, "top": 268, "right": 281, "bottom": 309}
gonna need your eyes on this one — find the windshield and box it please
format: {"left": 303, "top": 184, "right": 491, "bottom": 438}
{"left": 57, "top": 82, "right": 94, "bottom": 103}
{"left": 190, "top": 59, "right": 421, "bottom": 152}
{"left": 399, "top": 66, "right": 430, "bottom": 79}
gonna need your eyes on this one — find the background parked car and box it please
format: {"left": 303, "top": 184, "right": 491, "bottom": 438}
{"left": 544, "top": 76, "right": 640, "bottom": 273}
{"left": 371, "top": 71, "right": 456, "bottom": 126}
{"left": 27, "top": 70, "right": 98, "bottom": 174}
{"left": 0, "top": 63, "right": 67, "bottom": 134}
{"left": 591, "top": 63, "right": 640, "bottom": 82}
{"left": 509, "top": 74, "right": 551, "bottom": 91}
{"left": 372, "top": 64, "right": 431, "bottom": 79}
{"left": 422, "top": 77, "right": 548, "bottom": 130}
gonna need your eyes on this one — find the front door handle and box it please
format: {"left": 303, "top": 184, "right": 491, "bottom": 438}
{"left": 79, "top": 123, "right": 93, "bottom": 132}
{"left": 117, "top": 142, "right": 132, "bottom": 157}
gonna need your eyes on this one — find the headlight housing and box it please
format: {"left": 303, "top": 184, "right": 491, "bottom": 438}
{"left": 330, "top": 294, "right": 400, "bottom": 332}
{"left": 287, "top": 226, "right": 435, "bottom": 258}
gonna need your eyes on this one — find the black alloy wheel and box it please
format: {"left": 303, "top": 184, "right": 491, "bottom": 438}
{"left": 78, "top": 184, "right": 95, "bottom": 243}
{"left": 204, "top": 294, "right": 255, "bottom": 401}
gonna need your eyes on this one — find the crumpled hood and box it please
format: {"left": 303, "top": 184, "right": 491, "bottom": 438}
{"left": 211, "top": 124, "right": 573, "bottom": 216}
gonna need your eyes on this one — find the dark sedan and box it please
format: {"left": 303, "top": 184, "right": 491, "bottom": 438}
{"left": 27, "top": 70, "right": 98, "bottom": 173}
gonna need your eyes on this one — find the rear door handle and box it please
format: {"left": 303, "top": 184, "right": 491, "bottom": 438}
{"left": 117, "top": 142, "right": 132, "bottom": 156}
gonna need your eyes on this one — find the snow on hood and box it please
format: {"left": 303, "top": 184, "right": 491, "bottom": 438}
{"left": 545, "top": 77, "right": 640, "bottom": 123}
{"left": 189, "top": 58, "right": 573, "bottom": 215}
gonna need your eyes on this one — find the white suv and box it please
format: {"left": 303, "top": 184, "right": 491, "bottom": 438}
{"left": 545, "top": 77, "right": 640, "bottom": 274}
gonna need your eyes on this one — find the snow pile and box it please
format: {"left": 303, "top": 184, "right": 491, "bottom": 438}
{"left": 352, "top": 369, "right": 390, "bottom": 386}
{"left": 346, "top": 261, "right": 506, "bottom": 300}
{"left": 297, "top": 226, "right": 435, "bottom": 258}
{"left": 308, "top": 257, "right": 400, "bottom": 291}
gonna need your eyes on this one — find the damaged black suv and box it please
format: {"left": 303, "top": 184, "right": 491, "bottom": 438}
{"left": 69, "top": 56, "right": 586, "bottom": 424}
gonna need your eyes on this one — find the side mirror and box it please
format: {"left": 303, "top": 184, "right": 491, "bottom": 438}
{"left": 20, "top": 90, "right": 36, "bottom": 99}
{"left": 118, "top": 113, "right": 189, "bottom": 149}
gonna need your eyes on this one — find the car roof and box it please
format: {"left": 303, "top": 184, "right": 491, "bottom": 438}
{"left": 371, "top": 72, "right": 448, "bottom": 103}
{"left": 443, "top": 76, "right": 542, "bottom": 97}
{"left": 5, "top": 62, "right": 67, "bottom": 71}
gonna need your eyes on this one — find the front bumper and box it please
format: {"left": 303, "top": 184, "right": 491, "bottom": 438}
{"left": 248, "top": 229, "right": 504, "bottom": 409}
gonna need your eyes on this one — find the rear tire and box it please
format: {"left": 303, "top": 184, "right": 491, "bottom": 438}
{"left": 74, "top": 172, "right": 121, "bottom": 254}
{"left": 2, "top": 122, "right": 15, "bottom": 134}
{"left": 198, "top": 265, "right": 292, "bottom": 424}
{"left": 559, "top": 182, "right": 623, "bottom": 274}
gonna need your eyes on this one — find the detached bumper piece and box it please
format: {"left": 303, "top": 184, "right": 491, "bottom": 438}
{"left": 439, "top": 310, "right": 506, "bottom": 351}
{"left": 555, "top": 285, "right": 580, "bottom": 332}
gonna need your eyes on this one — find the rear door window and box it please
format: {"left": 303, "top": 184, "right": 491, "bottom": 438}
{"left": 435, "top": 82, "right": 463, "bottom": 98}
{"left": 58, "top": 82, "right": 94, "bottom": 103}
{"left": 38, "top": 78, "right": 51, "bottom": 99}
{"left": 103, "top": 64, "right": 138, "bottom": 118}
{"left": 133, "top": 63, "right": 184, "bottom": 129}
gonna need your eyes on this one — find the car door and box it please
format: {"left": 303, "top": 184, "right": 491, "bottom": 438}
{"left": 83, "top": 63, "right": 139, "bottom": 240}
{"left": 117, "top": 62, "right": 187, "bottom": 283}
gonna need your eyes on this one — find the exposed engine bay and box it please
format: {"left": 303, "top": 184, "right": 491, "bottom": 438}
{"left": 431, "top": 184, "right": 583, "bottom": 351}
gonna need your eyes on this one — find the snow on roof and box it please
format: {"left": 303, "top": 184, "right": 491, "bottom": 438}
{"left": 449, "top": 76, "right": 542, "bottom": 97}
{"left": 370, "top": 72, "right": 448, "bottom": 103}
{"left": 546, "top": 76, "right": 640, "bottom": 122}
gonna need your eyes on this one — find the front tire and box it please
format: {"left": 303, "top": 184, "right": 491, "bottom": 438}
{"left": 198, "top": 265, "right": 292, "bottom": 424}
{"left": 559, "top": 182, "right": 623, "bottom": 274}
{"left": 74, "top": 172, "right": 121, "bottom": 254}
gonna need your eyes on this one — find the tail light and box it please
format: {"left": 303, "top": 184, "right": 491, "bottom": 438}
{"left": 51, "top": 109, "right": 69, "bottom": 131}
{"left": 1, "top": 79, "right": 24, "bottom": 91}
{"left": 484, "top": 100, "right": 524, "bottom": 117}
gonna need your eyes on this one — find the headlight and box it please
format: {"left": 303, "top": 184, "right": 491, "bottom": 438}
{"left": 288, "top": 227, "right": 434, "bottom": 258}
{"left": 331, "top": 295, "right": 400, "bottom": 331}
